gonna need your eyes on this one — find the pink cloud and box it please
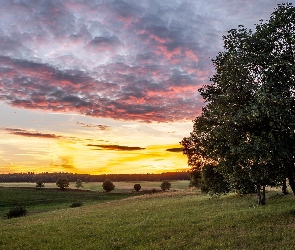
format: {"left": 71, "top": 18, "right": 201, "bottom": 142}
{"left": 4, "top": 0, "right": 275, "bottom": 123}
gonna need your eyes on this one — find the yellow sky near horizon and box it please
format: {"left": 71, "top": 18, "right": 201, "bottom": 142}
{"left": 0, "top": 136, "right": 188, "bottom": 174}
{"left": 0, "top": 106, "right": 190, "bottom": 174}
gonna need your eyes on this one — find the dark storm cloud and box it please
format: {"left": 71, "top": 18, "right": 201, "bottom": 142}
{"left": 0, "top": 0, "right": 288, "bottom": 122}
{"left": 86, "top": 144, "right": 145, "bottom": 151}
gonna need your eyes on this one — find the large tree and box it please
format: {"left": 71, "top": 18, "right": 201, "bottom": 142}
{"left": 182, "top": 3, "right": 295, "bottom": 204}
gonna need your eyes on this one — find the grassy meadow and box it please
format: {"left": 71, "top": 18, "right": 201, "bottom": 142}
{"left": 0, "top": 180, "right": 191, "bottom": 192}
{"left": 0, "top": 181, "right": 191, "bottom": 219}
{"left": 1, "top": 181, "right": 295, "bottom": 249}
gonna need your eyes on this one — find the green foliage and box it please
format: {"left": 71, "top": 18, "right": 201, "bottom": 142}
{"left": 70, "top": 202, "right": 83, "bottom": 208}
{"left": 36, "top": 179, "right": 45, "bottom": 189}
{"left": 189, "top": 163, "right": 230, "bottom": 196}
{"left": 160, "top": 180, "right": 171, "bottom": 191}
{"left": 6, "top": 205, "right": 27, "bottom": 219}
{"left": 75, "top": 179, "right": 83, "bottom": 189}
{"left": 133, "top": 183, "right": 141, "bottom": 192}
{"left": 188, "top": 161, "right": 203, "bottom": 188}
{"left": 229, "top": 167, "right": 256, "bottom": 194}
{"left": 102, "top": 179, "right": 115, "bottom": 192}
{"left": 56, "top": 178, "right": 69, "bottom": 190}
{"left": 200, "top": 165, "right": 230, "bottom": 196}
{"left": 181, "top": 3, "right": 295, "bottom": 203}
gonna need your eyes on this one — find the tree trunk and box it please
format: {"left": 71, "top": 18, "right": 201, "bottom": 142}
{"left": 261, "top": 185, "right": 266, "bottom": 205}
{"left": 257, "top": 185, "right": 266, "bottom": 205}
{"left": 257, "top": 185, "right": 262, "bottom": 205}
{"left": 287, "top": 167, "right": 295, "bottom": 195}
{"left": 282, "top": 178, "right": 288, "bottom": 195}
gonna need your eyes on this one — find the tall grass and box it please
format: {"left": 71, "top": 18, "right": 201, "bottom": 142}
{"left": 1, "top": 190, "right": 295, "bottom": 249}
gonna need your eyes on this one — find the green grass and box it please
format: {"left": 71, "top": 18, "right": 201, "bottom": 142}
{"left": 0, "top": 181, "right": 190, "bottom": 218}
{"left": 0, "top": 187, "right": 138, "bottom": 219}
{"left": 1, "top": 187, "right": 295, "bottom": 249}
{"left": 0, "top": 180, "right": 190, "bottom": 192}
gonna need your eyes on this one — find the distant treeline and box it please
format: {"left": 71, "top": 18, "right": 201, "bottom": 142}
{"left": 0, "top": 171, "right": 189, "bottom": 183}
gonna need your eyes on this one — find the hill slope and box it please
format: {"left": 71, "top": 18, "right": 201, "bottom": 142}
{"left": 1, "top": 192, "right": 295, "bottom": 249}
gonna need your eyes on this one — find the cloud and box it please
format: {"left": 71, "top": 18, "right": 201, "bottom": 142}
{"left": 76, "top": 122, "right": 111, "bottom": 130}
{"left": 0, "top": 0, "right": 286, "bottom": 122}
{"left": 0, "top": 157, "right": 13, "bottom": 166}
{"left": 87, "top": 144, "right": 145, "bottom": 151}
{"left": 166, "top": 148, "right": 183, "bottom": 153}
{"left": 50, "top": 155, "right": 76, "bottom": 171}
{"left": 2, "top": 127, "right": 60, "bottom": 139}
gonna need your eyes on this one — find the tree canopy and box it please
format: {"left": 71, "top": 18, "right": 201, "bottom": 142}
{"left": 75, "top": 179, "right": 83, "bottom": 189}
{"left": 181, "top": 3, "right": 295, "bottom": 204}
{"left": 56, "top": 178, "right": 70, "bottom": 190}
{"left": 36, "top": 179, "right": 45, "bottom": 189}
{"left": 102, "top": 179, "right": 115, "bottom": 192}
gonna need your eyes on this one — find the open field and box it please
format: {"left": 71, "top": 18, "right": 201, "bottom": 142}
{"left": 0, "top": 187, "right": 139, "bottom": 219}
{"left": 0, "top": 181, "right": 191, "bottom": 218}
{"left": 1, "top": 185, "right": 295, "bottom": 249}
{"left": 0, "top": 180, "right": 191, "bottom": 192}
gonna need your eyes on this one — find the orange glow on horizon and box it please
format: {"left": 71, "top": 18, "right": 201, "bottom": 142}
{"left": 0, "top": 130, "right": 188, "bottom": 174}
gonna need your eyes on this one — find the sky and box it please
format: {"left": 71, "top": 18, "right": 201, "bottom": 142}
{"left": 0, "top": 0, "right": 293, "bottom": 175}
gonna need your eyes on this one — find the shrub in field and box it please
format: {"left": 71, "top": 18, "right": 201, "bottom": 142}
{"left": 56, "top": 178, "right": 70, "bottom": 190}
{"left": 161, "top": 180, "right": 171, "bottom": 191}
{"left": 75, "top": 179, "right": 83, "bottom": 189}
{"left": 102, "top": 179, "right": 115, "bottom": 192}
{"left": 134, "top": 184, "right": 141, "bottom": 192}
{"left": 7, "top": 205, "right": 27, "bottom": 219}
{"left": 151, "top": 188, "right": 157, "bottom": 194}
{"left": 70, "top": 202, "right": 83, "bottom": 208}
{"left": 36, "top": 179, "right": 45, "bottom": 189}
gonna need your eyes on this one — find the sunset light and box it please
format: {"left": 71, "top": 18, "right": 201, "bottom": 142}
{"left": 0, "top": 0, "right": 287, "bottom": 174}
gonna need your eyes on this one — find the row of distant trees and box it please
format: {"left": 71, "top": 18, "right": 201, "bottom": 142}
{"left": 36, "top": 178, "right": 172, "bottom": 193}
{"left": 0, "top": 172, "right": 189, "bottom": 183}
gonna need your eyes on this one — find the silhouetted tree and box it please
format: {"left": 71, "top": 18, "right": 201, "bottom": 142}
{"left": 56, "top": 178, "right": 69, "bottom": 190}
{"left": 102, "top": 179, "right": 115, "bottom": 192}
{"left": 36, "top": 179, "right": 45, "bottom": 189}
{"left": 160, "top": 180, "right": 171, "bottom": 191}
{"left": 75, "top": 179, "right": 83, "bottom": 189}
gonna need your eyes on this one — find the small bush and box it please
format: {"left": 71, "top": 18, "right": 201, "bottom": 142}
{"left": 7, "top": 205, "right": 27, "bottom": 219}
{"left": 70, "top": 202, "right": 83, "bottom": 208}
{"left": 151, "top": 188, "right": 157, "bottom": 194}
{"left": 75, "top": 179, "right": 83, "bottom": 189}
{"left": 134, "top": 184, "right": 141, "bottom": 192}
{"left": 161, "top": 180, "right": 171, "bottom": 191}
